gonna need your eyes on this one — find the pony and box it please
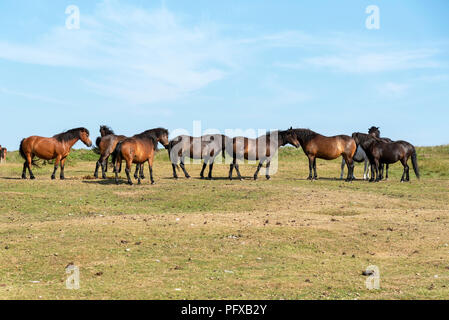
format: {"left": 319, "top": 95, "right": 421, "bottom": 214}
{"left": 168, "top": 134, "right": 228, "bottom": 179}
{"left": 19, "top": 128, "right": 92, "bottom": 180}
{"left": 291, "top": 129, "right": 357, "bottom": 181}
{"left": 368, "top": 126, "right": 393, "bottom": 180}
{"left": 93, "top": 125, "right": 143, "bottom": 180}
{"left": 111, "top": 128, "right": 169, "bottom": 185}
{"left": 226, "top": 128, "right": 300, "bottom": 180}
{"left": 352, "top": 132, "right": 419, "bottom": 182}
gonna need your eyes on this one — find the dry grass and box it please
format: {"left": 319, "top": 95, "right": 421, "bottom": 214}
{"left": 0, "top": 146, "right": 448, "bottom": 299}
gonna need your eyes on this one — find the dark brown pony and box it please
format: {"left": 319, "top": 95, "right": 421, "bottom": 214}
{"left": 19, "top": 128, "right": 92, "bottom": 180}
{"left": 167, "top": 134, "right": 228, "bottom": 179}
{"left": 368, "top": 126, "right": 393, "bottom": 180}
{"left": 93, "top": 126, "right": 143, "bottom": 180}
{"left": 352, "top": 132, "right": 419, "bottom": 182}
{"left": 226, "top": 129, "right": 300, "bottom": 180}
{"left": 112, "top": 128, "right": 169, "bottom": 185}
{"left": 291, "top": 129, "right": 357, "bottom": 181}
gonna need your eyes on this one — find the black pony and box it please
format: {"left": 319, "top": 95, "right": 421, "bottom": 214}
{"left": 352, "top": 132, "right": 419, "bottom": 182}
{"left": 368, "top": 126, "right": 393, "bottom": 180}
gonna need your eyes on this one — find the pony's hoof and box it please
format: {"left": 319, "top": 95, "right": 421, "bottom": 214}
{"left": 140, "top": 176, "right": 145, "bottom": 180}
{"left": 127, "top": 181, "right": 133, "bottom": 186}
{"left": 266, "top": 176, "right": 271, "bottom": 180}
{"left": 51, "top": 176, "right": 56, "bottom": 180}
{"left": 22, "top": 175, "right": 26, "bottom": 179}
{"left": 206, "top": 177, "right": 212, "bottom": 180}
{"left": 60, "top": 177, "right": 65, "bottom": 180}
{"left": 94, "top": 174, "right": 98, "bottom": 179}
{"left": 307, "top": 176, "right": 312, "bottom": 180}
{"left": 151, "top": 181, "right": 155, "bottom": 185}
{"left": 102, "top": 175, "right": 107, "bottom": 179}
{"left": 200, "top": 176, "right": 205, "bottom": 180}
{"left": 254, "top": 176, "right": 258, "bottom": 181}
{"left": 30, "top": 176, "right": 36, "bottom": 180}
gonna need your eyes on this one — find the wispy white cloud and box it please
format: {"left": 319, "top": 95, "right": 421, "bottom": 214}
{"left": 0, "top": 1, "right": 237, "bottom": 104}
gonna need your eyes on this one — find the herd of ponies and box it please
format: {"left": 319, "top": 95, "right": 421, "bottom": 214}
{"left": 17, "top": 125, "right": 419, "bottom": 185}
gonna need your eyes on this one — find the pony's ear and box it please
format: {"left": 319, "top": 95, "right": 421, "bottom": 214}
{"left": 289, "top": 126, "right": 293, "bottom": 130}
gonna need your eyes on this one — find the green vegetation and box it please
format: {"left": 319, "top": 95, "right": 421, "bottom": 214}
{"left": 0, "top": 146, "right": 448, "bottom": 299}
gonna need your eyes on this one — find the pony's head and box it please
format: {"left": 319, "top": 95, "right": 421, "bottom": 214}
{"left": 368, "top": 126, "right": 380, "bottom": 138}
{"left": 282, "top": 127, "right": 300, "bottom": 148}
{"left": 79, "top": 128, "right": 93, "bottom": 147}
{"left": 154, "top": 128, "right": 170, "bottom": 149}
{"left": 99, "top": 125, "right": 114, "bottom": 137}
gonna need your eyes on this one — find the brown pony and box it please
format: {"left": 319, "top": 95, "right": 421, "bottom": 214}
{"left": 93, "top": 126, "right": 143, "bottom": 180}
{"left": 112, "top": 128, "right": 169, "bottom": 185}
{"left": 291, "top": 129, "right": 357, "bottom": 181}
{"left": 226, "top": 129, "right": 300, "bottom": 180}
{"left": 19, "top": 127, "right": 92, "bottom": 180}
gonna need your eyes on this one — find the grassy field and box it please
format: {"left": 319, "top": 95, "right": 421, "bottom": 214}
{"left": 0, "top": 145, "right": 448, "bottom": 300}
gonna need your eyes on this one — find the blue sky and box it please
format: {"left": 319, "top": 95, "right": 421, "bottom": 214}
{"left": 0, "top": 0, "right": 448, "bottom": 149}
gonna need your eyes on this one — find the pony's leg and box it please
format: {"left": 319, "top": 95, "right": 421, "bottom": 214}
{"left": 94, "top": 157, "right": 101, "bottom": 178}
{"left": 200, "top": 159, "right": 207, "bottom": 179}
{"left": 125, "top": 160, "right": 133, "bottom": 185}
{"left": 140, "top": 163, "right": 145, "bottom": 179}
{"left": 148, "top": 157, "right": 155, "bottom": 185}
{"left": 369, "top": 161, "right": 375, "bottom": 182}
{"left": 234, "top": 160, "right": 243, "bottom": 180}
{"left": 313, "top": 158, "right": 318, "bottom": 180}
{"left": 374, "top": 159, "right": 381, "bottom": 182}
{"left": 114, "top": 154, "right": 122, "bottom": 185}
{"left": 363, "top": 160, "right": 368, "bottom": 180}
{"left": 340, "top": 158, "right": 345, "bottom": 180}
{"left": 266, "top": 160, "right": 271, "bottom": 180}
{"left": 229, "top": 163, "right": 234, "bottom": 180}
{"left": 307, "top": 155, "right": 314, "bottom": 180}
{"left": 345, "top": 158, "right": 355, "bottom": 182}
{"left": 180, "top": 157, "right": 190, "bottom": 178}
{"left": 254, "top": 160, "right": 264, "bottom": 180}
{"left": 51, "top": 156, "right": 62, "bottom": 180}
{"left": 207, "top": 160, "right": 214, "bottom": 180}
{"left": 172, "top": 163, "right": 178, "bottom": 179}
{"left": 22, "top": 161, "right": 28, "bottom": 179}
{"left": 101, "top": 156, "right": 108, "bottom": 179}
{"left": 60, "top": 158, "right": 66, "bottom": 180}
{"left": 134, "top": 164, "right": 140, "bottom": 179}
{"left": 385, "top": 164, "right": 389, "bottom": 180}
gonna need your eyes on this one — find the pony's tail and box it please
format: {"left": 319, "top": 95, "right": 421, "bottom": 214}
{"left": 92, "top": 137, "right": 102, "bottom": 154}
{"left": 411, "top": 148, "right": 420, "bottom": 179}
{"left": 111, "top": 141, "right": 123, "bottom": 169}
{"left": 19, "top": 138, "right": 40, "bottom": 167}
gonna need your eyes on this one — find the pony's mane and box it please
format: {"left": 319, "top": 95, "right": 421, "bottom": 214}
{"left": 53, "top": 128, "right": 89, "bottom": 142}
{"left": 100, "top": 125, "right": 115, "bottom": 136}
{"left": 291, "top": 128, "right": 318, "bottom": 144}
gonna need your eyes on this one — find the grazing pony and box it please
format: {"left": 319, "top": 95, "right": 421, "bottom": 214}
{"left": 227, "top": 129, "right": 300, "bottom": 180}
{"left": 112, "top": 128, "right": 169, "bottom": 185}
{"left": 352, "top": 132, "right": 419, "bottom": 182}
{"left": 368, "top": 126, "right": 393, "bottom": 180}
{"left": 168, "top": 134, "right": 228, "bottom": 179}
{"left": 291, "top": 129, "right": 357, "bottom": 181}
{"left": 93, "top": 126, "right": 143, "bottom": 180}
{"left": 19, "top": 128, "right": 92, "bottom": 180}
